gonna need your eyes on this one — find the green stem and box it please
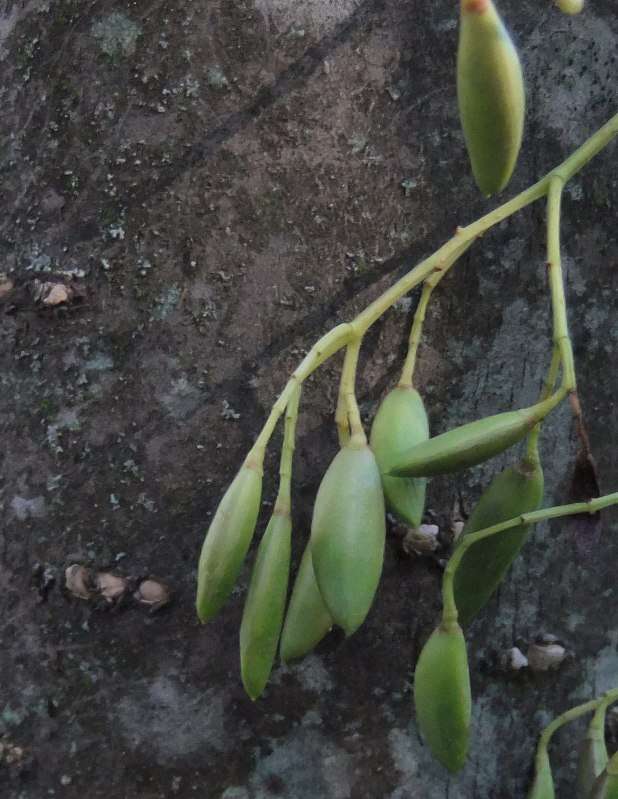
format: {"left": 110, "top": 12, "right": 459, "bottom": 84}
{"left": 542, "top": 345, "right": 562, "bottom": 402}
{"left": 526, "top": 345, "right": 562, "bottom": 458}
{"left": 525, "top": 380, "right": 568, "bottom": 426}
{"left": 546, "top": 176, "right": 576, "bottom": 393}
{"left": 335, "top": 346, "right": 355, "bottom": 446}
{"left": 538, "top": 688, "right": 618, "bottom": 752}
{"left": 442, "top": 564, "right": 459, "bottom": 627}
{"left": 275, "top": 384, "right": 301, "bottom": 509}
{"left": 553, "top": 111, "right": 618, "bottom": 184}
{"left": 442, "top": 492, "right": 618, "bottom": 617}
{"left": 250, "top": 323, "right": 353, "bottom": 458}
{"left": 588, "top": 695, "right": 611, "bottom": 739}
{"left": 399, "top": 280, "right": 434, "bottom": 387}
{"left": 399, "top": 238, "right": 473, "bottom": 386}
{"left": 540, "top": 700, "right": 600, "bottom": 750}
{"left": 339, "top": 336, "right": 366, "bottom": 445}
{"left": 248, "top": 113, "right": 618, "bottom": 457}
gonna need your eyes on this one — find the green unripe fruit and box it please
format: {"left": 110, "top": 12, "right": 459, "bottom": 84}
{"left": 453, "top": 453, "right": 544, "bottom": 625}
{"left": 370, "top": 385, "right": 429, "bottom": 528}
{"left": 457, "top": 0, "right": 525, "bottom": 196}
{"left": 590, "top": 753, "right": 618, "bottom": 799}
{"left": 575, "top": 703, "right": 609, "bottom": 799}
{"left": 388, "top": 407, "right": 537, "bottom": 478}
{"left": 196, "top": 461, "right": 262, "bottom": 623}
{"left": 240, "top": 506, "right": 291, "bottom": 700}
{"left": 555, "top": 0, "right": 584, "bottom": 15}
{"left": 528, "top": 750, "right": 555, "bottom": 799}
{"left": 279, "top": 543, "right": 334, "bottom": 663}
{"left": 413, "top": 621, "right": 471, "bottom": 773}
{"left": 310, "top": 442, "right": 386, "bottom": 636}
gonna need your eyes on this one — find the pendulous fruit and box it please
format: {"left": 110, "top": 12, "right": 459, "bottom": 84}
{"left": 310, "top": 441, "right": 386, "bottom": 636}
{"left": 457, "top": 0, "right": 525, "bottom": 196}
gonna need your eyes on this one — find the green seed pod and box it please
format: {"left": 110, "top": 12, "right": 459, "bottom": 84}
{"left": 575, "top": 702, "right": 609, "bottom": 799}
{"left": 555, "top": 0, "right": 584, "bottom": 15}
{"left": 310, "top": 442, "right": 386, "bottom": 636}
{"left": 240, "top": 506, "right": 291, "bottom": 700}
{"left": 370, "top": 385, "right": 429, "bottom": 528}
{"left": 388, "top": 406, "right": 537, "bottom": 478}
{"left": 457, "top": 0, "right": 525, "bottom": 196}
{"left": 453, "top": 452, "right": 544, "bottom": 625}
{"left": 590, "top": 753, "right": 618, "bottom": 799}
{"left": 528, "top": 749, "right": 555, "bottom": 799}
{"left": 196, "top": 460, "right": 263, "bottom": 623}
{"left": 279, "top": 544, "right": 334, "bottom": 663}
{"left": 413, "top": 620, "right": 471, "bottom": 773}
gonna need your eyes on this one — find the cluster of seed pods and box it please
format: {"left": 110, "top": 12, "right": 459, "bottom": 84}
{"left": 195, "top": 364, "right": 564, "bottom": 766}
{"left": 194, "top": 0, "right": 617, "bottom": 783}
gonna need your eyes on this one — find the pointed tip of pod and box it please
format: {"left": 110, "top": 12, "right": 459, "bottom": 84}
{"left": 196, "top": 604, "right": 213, "bottom": 624}
{"left": 241, "top": 671, "right": 265, "bottom": 701}
{"left": 462, "top": 0, "right": 490, "bottom": 14}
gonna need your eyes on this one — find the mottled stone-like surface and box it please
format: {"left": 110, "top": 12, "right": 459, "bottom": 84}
{"left": 1, "top": 1, "right": 617, "bottom": 797}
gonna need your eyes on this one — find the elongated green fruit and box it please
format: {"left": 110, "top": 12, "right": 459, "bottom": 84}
{"left": 279, "top": 544, "right": 334, "bottom": 663}
{"left": 310, "top": 442, "right": 386, "bottom": 636}
{"left": 453, "top": 452, "right": 544, "bottom": 625}
{"left": 388, "top": 406, "right": 538, "bottom": 478}
{"left": 370, "top": 386, "right": 429, "bottom": 528}
{"left": 457, "top": 0, "right": 525, "bottom": 196}
{"left": 413, "top": 620, "right": 471, "bottom": 773}
{"left": 196, "top": 460, "right": 262, "bottom": 623}
{"left": 240, "top": 506, "right": 291, "bottom": 700}
{"left": 528, "top": 749, "right": 555, "bottom": 799}
{"left": 590, "top": 753, "right": 618, "bottom": 799}
{"left": 575, "top": 702, "right": 609, "bottom": 799}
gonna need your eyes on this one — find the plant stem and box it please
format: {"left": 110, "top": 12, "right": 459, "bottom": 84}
{"left": 334, "top": 387, "right": 350, "bottom": 447}
{"left": 442, "top": 564, "right": 459, "bottom": 627}
{"left": 442, "top": 492, "right": 618, "bottom": 617}
{"left": 336, "top": 339, "right": 364, "bottom": 445}
{"left": 553, "top": 110, "right": 618, "bottom": 183}
{"left": 248, "top": 113, "right": 618, "bottom": 458}
{"left": 250, "top": 323, "right": 353, "bottom": 458}
{"left": 339, "top": 336, "right": 366, "bottom": 444}
{"left": 276, "top": 384, "right": 301, "bottom": 509}
{"left": 399, "top": 238, "right": 473, "bottom": 386}
{"left": 588, "top": 695, "right": 611, "bottom": 739}
{"left": 526, "top": 345, "right": 562, "bottom": 457}
{"left": 546, "top": 176, "right": 576, "bottom": 392}
{"left": 538, "top": 688, "right": 618, "bottom": 751}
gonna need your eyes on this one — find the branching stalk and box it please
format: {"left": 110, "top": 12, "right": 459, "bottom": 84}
{"left": 442, "top": 492, "right": 618, "bottom": 620}
{"left": 536, "top": 688, "right": 618, "bottom": 754}
{"left": 247, "top": 113, "right": 618, "bottom": 460}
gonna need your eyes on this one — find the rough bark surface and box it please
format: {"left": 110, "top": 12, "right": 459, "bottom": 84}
{"left": 1, "top": 1, "right": 617, "bottom": 797}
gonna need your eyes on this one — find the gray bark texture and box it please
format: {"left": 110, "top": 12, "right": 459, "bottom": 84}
{"left": 1, "top": 1, "right": 617, "bottom": 797}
